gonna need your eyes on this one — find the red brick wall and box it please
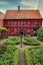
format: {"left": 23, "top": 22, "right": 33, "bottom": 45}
{"left": 0, "top": 19, "right": 3, "bottom": 27}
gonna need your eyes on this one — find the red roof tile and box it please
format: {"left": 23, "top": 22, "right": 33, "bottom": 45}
{"left": 4, "top": 10, "right": 42, "bottom": 19}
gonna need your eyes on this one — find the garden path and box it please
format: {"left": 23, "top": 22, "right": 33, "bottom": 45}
{"left": 16, "top": 43, "right": 30, "bottom": 65}
{"left": 0, "top": 39, "right": 7, "bottom": 45}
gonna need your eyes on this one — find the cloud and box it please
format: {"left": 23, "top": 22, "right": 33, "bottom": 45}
{"left": 0, "top": 1, "right": 9, "bottom": 5}
{"left": 0, "top": 0, "right": 39, "bottom": 12}
{"left": 0, "top": 9, "right": 6, "bottom": 14}
{"left": 20, "top": 0, "right": 39, "bottom": 9}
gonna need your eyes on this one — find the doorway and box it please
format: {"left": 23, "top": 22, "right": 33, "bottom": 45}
{"left": 33, "top": 29, "right": 37, "bottom": 36}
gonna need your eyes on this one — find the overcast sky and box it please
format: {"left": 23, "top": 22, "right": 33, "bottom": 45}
{"left": 0, "top": 0, "right": 39, "bottom": 13}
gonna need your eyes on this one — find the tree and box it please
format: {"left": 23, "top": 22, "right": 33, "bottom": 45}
{"left": 37, "top": 27, "right": 43, "bottom": 42}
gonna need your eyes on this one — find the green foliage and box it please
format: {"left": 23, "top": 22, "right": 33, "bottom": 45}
{"left": 24, "top": 48, "right": 33, "bottom": 65}
{"left": 23, "top": 37, "right": 40, "bottom": 45}
{"left": 24, "top": 46, "right": 43, "bottom": 65}
{"left": 14, "top": 48, "right": 20, "bottom": 65}
{"left": 4, "top": 36, "right": 20, "bottom": 45}
{"left": 0, "top": 45, "right": 20, "bottom": 65}
{"left": 0, "top": 27, "right": 7, "bottom": 31}
{"left": 0, "top": 45, "right": 7, "bottom": 57}
{"left": 37, "top": 27, "right": 43, "bottom": 42}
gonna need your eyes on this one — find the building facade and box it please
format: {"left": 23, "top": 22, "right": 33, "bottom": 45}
{"left": 3, "top": 7, "right": 42, "bottom": 36}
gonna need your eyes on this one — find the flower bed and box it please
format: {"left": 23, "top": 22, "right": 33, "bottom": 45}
{"left": 0, "top": 45, "right": 20, "bottom": 65}
{"left": 4, "top": 36, "right": 20, "bottom": 45}
{"left": 24, "top": 46, "right": 43, "bottom": 65}
{"left": 23, "top": 37, "right": 40, "bottom": 45}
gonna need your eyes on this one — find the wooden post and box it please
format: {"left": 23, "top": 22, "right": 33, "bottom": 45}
{"left": 0, "top": 31, "right": 1, "bottom": 39}
{"left": 19, "top": 28, "right": 23, "bottom": 48}
{"left": 20, "top": 35, "right": 23, "bottom": 48}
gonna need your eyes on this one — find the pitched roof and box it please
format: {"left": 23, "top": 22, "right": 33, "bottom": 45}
{"left": 4, "top": 10, "right": 42, "bottom": 19}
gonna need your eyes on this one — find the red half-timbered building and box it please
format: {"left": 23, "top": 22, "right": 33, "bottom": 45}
{"left": 3, "top": 7, "right": 42, "bottom": 36}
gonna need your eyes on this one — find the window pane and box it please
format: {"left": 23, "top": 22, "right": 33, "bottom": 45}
{"left": 17, "top": 20, "right": 20, "bottom": 25}
{"left": 31, "top": 20, "right": 34, "bottom": 25}
{"left": 11, "top": 28, "right": 14, "bottom": 32}
{"left": 24, "top": 20, "right": 27, "bottom": 24}
{"left": 11, "top": 21, "right": 14, "bottom": 25}
{"left": 38, "top": 20, "right": 41, "bottom": 24}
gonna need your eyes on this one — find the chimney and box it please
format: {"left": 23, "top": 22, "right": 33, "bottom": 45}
{"left": 18, "top": 6, "right": 20, "bottom": 10}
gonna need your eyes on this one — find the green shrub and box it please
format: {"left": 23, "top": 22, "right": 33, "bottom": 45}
{"left": 23, "top": 37, "right": 40, "bottom": 45}
{"left": 24, "top": 48, "right": 32, "bottom": 65}
{"left": 14, "top": 48, "right": 20, "bottom": 65}
{"left": 0, "top": 27, "right": 7, "bottom": 31}
{"left": 4, "top": 36, "right": 20, "bottom": 45}
{"left": 0, "top": 45, "right": 7, "bottom": 55}
{"left": 0, "top": 45, "right": 20, "bottom": 65}
{"left": 37, "top": 27, "right": 43, "bottom": 42}
{"left": 24, "top": 46, "right": 43, "bottom": 65}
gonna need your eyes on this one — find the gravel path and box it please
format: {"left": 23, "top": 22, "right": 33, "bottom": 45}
{"left": 19, "top": 49, "right": 25, "bottom": 65}
{"left": 0, "top": 39, "right": 7, "bottom": 45}
{"left": 41, "top": 42, "right": 43, "bottom": 45}
{"left": 16, "top": 43, "right": 30, "bottom": 65}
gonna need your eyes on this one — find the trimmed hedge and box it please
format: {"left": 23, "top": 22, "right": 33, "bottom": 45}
{"left": 37, "top": 27, "right": 43, "bottom": 42}
{"left": 23, "top": 37, "right": 40, "bottom": 45}
{"left": 24, "top": 46, "right": 43, "bottom": 65}
{"left": 4, "top": 36, "right": 20, "bottom": 45}
{"left": 14, "top": 47, "right": 20, "bottom": 65}
{"left": 0, "top": 45, "right": 20, "bottom": 65}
